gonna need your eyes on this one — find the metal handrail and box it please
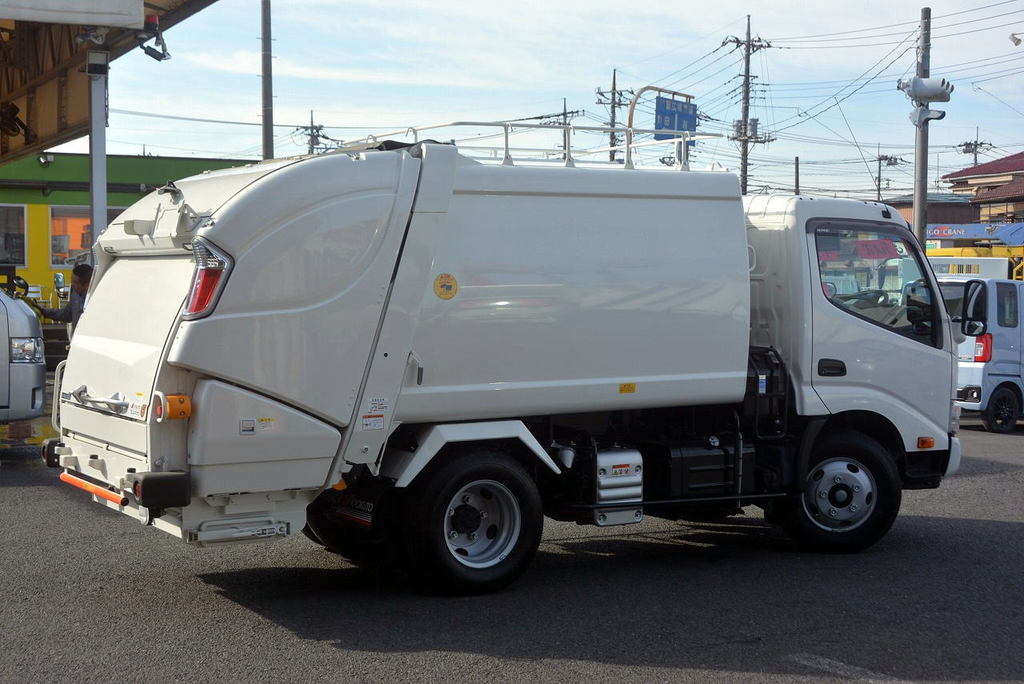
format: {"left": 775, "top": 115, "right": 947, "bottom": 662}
{"left": 336, "top": 120, "right": 721, "bottom": 171}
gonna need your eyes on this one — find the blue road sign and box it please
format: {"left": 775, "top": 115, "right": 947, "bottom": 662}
{"left": 654, "top": 96, "right": 697, "bottom": 144}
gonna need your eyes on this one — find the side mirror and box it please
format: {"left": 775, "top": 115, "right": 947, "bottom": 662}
{"left": 54, "top": 272, "right": 65, "bottom": 290}
{"left": 960, "top": 279, "right": 988, "bottom": 337}
{"left": 963, "top": 319, "right": 987, "bottom": 337}
{"left": 11, "top": 275, "right": 28, "bottom": 292}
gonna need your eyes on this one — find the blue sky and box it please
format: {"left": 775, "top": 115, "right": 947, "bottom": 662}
{"left": 55, "top": 0, "right": 1024, "bottom": 198}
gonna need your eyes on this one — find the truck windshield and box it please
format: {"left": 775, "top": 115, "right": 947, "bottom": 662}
{"left": 815, "top": 225, "right": 940, "bottom": 347}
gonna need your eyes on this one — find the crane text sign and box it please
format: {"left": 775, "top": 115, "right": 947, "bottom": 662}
{"left": 654, "top": 97, "right": 697, "bottom": 144}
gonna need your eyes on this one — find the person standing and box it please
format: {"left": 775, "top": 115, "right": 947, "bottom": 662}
{"left": 27, "top": 263, "right": 93, "bottom": 333}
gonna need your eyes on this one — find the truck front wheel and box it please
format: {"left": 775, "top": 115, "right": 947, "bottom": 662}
{"left": 403, "top": 449, "right": 543, "bottom": 594}
{"left": 782, "top": 431, "right": 901, "bottom": 553}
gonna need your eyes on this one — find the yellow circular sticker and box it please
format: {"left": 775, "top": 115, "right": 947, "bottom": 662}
{"left": 433, "top": 273, "right": 458, "bottom": 300}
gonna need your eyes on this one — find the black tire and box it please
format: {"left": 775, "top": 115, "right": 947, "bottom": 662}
{"left": 982, "top": 386, "right": 1020, "bottom": 434}
{"left": 781, "top": 431, "right": 901, "bottom": 553}
{"left": 403, "top": 448, "right": 543, "bottom": 595}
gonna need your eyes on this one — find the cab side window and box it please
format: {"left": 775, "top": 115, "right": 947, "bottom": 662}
{"left": 815, "top": 225, "right": 939, "bottom": 347}
{"left": 997, "top": 283, "right": 1018, "bottom": 328}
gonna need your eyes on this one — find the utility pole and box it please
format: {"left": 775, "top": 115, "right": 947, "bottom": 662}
{"left": 261, "top": 0, "right": 274, "bottom": 160}
{"left": 897, "top": 8, "right": 953, "bottom": 243}
{"left": 794, "top": 156, "right": 799, "bottom": 195}
{"left": 913, "top": 8, "right": 932, "bottom": 243}
{"left": 595, "top": 69, "right": 633, "bottom": 162}
{"left": 957, "top": 127, "right": 991, "bottom": 166}
{"left": 876, "top": 146, "right": 903, "bottom": 201}
{"left": 725, "top": 15, "right": 772, "bottom": 194}
{"left": 294, "top": 111, "right": 340, "bottom": 155}
{"left": 546, "top": 100, "right": 584, "bottom": 160}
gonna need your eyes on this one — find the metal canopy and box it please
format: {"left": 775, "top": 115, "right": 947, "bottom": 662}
{"left": 0, "top": 0, "right": 217, "bottom": 165}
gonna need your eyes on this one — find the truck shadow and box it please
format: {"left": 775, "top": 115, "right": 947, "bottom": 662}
{"left": 197, "top": 513, "right": 1023, "bottom": 681}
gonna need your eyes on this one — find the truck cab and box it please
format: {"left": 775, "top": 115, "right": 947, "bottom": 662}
{"left": 938, "top": 276, "right": 1023, "bottom": 432}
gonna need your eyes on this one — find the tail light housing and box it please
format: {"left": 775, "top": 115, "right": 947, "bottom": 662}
{"left": 974, "top": 333, "right": 993, "bottom": 363}
{"left": 183, "top": 238, "right": 232, "bottom": 320}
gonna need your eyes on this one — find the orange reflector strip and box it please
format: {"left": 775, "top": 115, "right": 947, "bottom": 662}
{"left": 60, "top": 472, "right": 129, "bottom": 506}
{"left": 917, "top": 437, "right": 936, "bottom": 449}
{"left": 332, "top": 479, "right": 348, "bottom": 491}
{"left": 164, "top": 394, "right": 192, "bottom": 420}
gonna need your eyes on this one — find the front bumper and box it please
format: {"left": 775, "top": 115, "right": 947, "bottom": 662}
{"left": 901, "top": 434, "right": 960, "bottom": 489}
{"left": 0, "top": 361, "right": 47, "bottom": 422}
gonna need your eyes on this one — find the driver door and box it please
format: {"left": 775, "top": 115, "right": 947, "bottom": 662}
{"left": 809, "top": 221, "right": 953, "bottom": 438}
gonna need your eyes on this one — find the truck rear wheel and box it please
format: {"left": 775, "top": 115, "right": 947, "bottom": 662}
{"left": 982, "top": 386, "right": 1020, "bottom": 433}
{"left": 782, "top": 431, "right": 901, "bottom": 553}
{"left": 403, "top": 448, "right": 542, "bottom": 594}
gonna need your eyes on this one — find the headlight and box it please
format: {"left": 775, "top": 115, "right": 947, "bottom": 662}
{"left": 10, "top": 337, "right": 44, "bottom": 363}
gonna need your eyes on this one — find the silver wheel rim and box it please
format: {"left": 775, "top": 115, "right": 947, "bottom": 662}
{"left": 443, "top": 479, "right": 521, "bottom": 569}
{"left": 801, "top": 457, "right": 877, "bottom": 532}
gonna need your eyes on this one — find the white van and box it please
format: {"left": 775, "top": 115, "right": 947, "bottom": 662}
{"left": 44, "top": 140, "right": 964, "bottom": 593}
{"left": 939, "top": 276, "right": 1023, "bottom": 432}
{"left": 0, "top": 280, "right": 47, "bottom": 423}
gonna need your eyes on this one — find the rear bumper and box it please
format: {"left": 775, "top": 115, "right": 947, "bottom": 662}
{"left": 0, "top": 361, "right": 46, "bottom": 422}
{"left": 955, "top": 385, "right": 981, "bottom": 404}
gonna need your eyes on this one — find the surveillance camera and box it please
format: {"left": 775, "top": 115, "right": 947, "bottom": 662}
{"left": 1012, "top": 33, "right": 1023, "bottom": 46}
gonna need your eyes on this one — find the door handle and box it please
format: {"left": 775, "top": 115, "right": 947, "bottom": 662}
{"left": 817, "top": 358, "right": 847, "bottom": 377}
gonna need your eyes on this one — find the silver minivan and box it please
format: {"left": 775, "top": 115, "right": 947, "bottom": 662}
{"left": 0, "top": 279, "right": 47, "bottom": 423}
{"left": 940, "top": 277, "right": 1023, "bottom": 433}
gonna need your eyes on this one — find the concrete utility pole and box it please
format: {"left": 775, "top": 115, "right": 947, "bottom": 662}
{"left": 595, "top": 69, "right": 632, "bottom": 162}
{"left": 876, "top": 148, "right": 902, "bottom": 201}
{"left": 261, "top": 0, "right": 274, "bottom": 160}
{"left": 912, "top": 7, "right": 931, "bottom": 243}
{"left": 794, "top": 156, "right": 799, "bottom": 195}
{"left": 725, "top": 15, "right": 772, "bottom": 194}
{"left": 897, "top": 8, "right": 953, "bottom": 242}
{"left": 957, "top": 127, "right": 991, "bottom": 166}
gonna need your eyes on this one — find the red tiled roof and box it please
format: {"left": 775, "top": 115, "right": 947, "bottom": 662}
{"left": 943, "top": 151, "right": 1024, "bottom": 180}
{"left": 972, "top": 178, "right": 1024, "bottom": 203}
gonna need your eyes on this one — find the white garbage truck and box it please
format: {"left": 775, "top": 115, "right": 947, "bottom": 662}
{"left": 44, "top": 139, "right": 971, "bottom": 593}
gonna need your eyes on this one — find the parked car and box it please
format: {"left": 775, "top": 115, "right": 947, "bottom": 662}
{"left": 939, "top": 276, "right": 1023, "bottom": 433}
{"left": 0, "top": 277, "right": 47, "bottom": 423}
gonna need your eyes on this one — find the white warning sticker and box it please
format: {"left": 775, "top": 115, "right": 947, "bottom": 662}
{"left": 127, "top": 394, "right": 148, "bottom": 420}
{"left": 361, "top": 414, "right": 385, "bottom": 431}
{"left": 367, "top": 397, "right": 390, "bottom": 413}
{"left": 256, "top": 417, "right": 277, "bottom": 432}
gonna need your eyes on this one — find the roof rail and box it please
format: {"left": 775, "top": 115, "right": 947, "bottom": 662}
{"left": 338, "top": 121, "right": 721, "bottom": 170}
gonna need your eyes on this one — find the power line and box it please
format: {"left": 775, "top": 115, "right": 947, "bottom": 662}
{"left": 771, "top": 8, "right": 1023, "bottom": 45}
{"left": 766, "top": 1, "right": 1015, "bottom": 40}
{"left": 771, "top": 34, "right": 918, "bottom": 133}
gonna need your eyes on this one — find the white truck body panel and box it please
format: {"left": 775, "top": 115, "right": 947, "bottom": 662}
{"left": 188, "top": 380, "right": 341, "bottom": 496}
{"left": 167, "top": 152, "right": 421, "bottom": 426}
{"left": 395, "top": 157, "right": 751, "bottom": 422}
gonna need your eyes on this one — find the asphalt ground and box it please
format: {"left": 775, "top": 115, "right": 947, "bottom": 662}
{"left": 1, "top": 417, "right": 1021, "bottom": 683}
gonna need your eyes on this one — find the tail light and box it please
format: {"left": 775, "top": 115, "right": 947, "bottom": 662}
{"left": 183, "top": 238, "right": 232, "bottom": 320}
{"left": 974, "top": 333, "right": 993, "bottom": 362}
